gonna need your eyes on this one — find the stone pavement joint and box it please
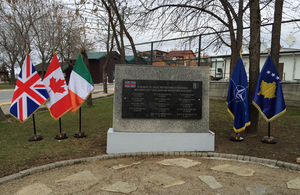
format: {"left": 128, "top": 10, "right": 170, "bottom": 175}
{"left": 244, "top": 156, "right": 251, "bottom": 161}
{"left": 276, "top": 161, "right": 284, "bottom": 167}
{"left": 262, "top": 158, "right": 270, "bottom": 165}
{"left": 202, "top": 152, "right": 208, "bottom": 157}
{"left": 269, "top": 159, "right": 277, "bottom": 166}
{"left": 219, "top": 153, "right": 226, "bottom": 158}
{"left": 228, "top": 154, "right": 237, "bottom": 160}
{"left": 213, "top": 153, "right": 220, "bottom": 158}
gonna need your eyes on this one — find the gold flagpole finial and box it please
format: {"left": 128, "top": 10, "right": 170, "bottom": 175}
{"left": 268, "top": 48, "right": 271, "bottom": 55}
{"left": 79, "top": 48, "right": 81, "bottom": 54}
{"left": 240, "top": 46, "right": 243, "bottom": 59}
{"left": 53, "top": 47, "right": 56, "bottom": 55}
{"left": 26, "top": 45, "right": 29, "bottom": 55}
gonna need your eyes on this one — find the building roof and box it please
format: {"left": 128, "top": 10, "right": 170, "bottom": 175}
{"left": 138, "top": 50, "right": 168, "bottom": 54}
{"left": 70, "top": 51, "right": 120, "bottom": 60}
{"left": 125, "top": 55, "right": 148, "bottom": 64}
{"left": 166, "top": 50, "right": 195, "bottom": 58}
{"left": 87, "top": 52, "right": 107, "bottom": 60}
{"left": 125, "top": 55, "right": 135, "bottom": 62}
{"left": 34, "top": 61, "right": 69, "bottom": 72}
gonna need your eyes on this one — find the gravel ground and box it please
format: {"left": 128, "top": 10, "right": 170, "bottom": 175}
{"left": 1, "top": 156, "right": 300, "bottom": 195}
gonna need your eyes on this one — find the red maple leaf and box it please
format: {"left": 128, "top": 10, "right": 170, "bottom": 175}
{"left": 49, "top": 77, "right": 66, "bottom": 93}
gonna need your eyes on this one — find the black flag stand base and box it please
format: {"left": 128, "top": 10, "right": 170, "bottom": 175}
{"left": 54, "top": 118, "right": 68, "bottom": 140}
{"left": 28, "top": 114, "right": 43, "bottom": 141}
{"left": 74, "top": 108, "right": 87, "bottom": 138}
{"left": 229, "top": 133, "right": 244, "bottom": 142}
{"left": 28, "top": 133, "right": 43, "bottom": 141}
{"left": 261, "top": 136, "right": 277, "bottom": 144}
{"left": 54, "top": 132, "right": 68, "bottom": 140}
{"left": 261, "top": 122, "right": 277, "bottom": 144}
{"left": 74, "top": 131, "right": 87, "bottom": 138}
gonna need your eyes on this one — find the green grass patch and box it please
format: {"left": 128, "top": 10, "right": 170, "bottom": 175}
{"left": 0, "top": 83, "right": 15, "bottom": 90}
{"left": 1, "top": 97, "right": 300, "bottom": 176}
{"left": 0, "top": 97, "right": 113, "bottom": 171}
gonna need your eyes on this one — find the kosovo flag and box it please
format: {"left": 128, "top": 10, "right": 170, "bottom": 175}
{"left": 252, "top": 55, "right": 286, "bottom": 121}
{"left": 227, "top": 57, "right": 251, "bottom": 133}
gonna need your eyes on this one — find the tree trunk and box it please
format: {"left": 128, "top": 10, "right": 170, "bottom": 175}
{"left": 80, "top": 48, "right": 93, "bottom": 107}
{"left": 247, "top": 0, "right": 261, "bottom": 135}
{"left": 230, "top": 49, "right": 240, "bottom": 76}
{"left": 109, "top": 0, "right": 139, "bottom": 64}
{"left": 10, "top": 67, "right": 16, "bottom": 85}
{"left": 103, "top": 71, "right": 108, "bottom": 93}
{"left": 271, "top": 0, "right": 283, "bottom": 72}
{"left": 103, "top": 15, "right": 114, "bottom": 94}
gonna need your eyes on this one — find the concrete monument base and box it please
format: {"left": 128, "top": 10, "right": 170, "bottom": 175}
{"left": 107, "top": 128, "right": 215, "bottom": 153}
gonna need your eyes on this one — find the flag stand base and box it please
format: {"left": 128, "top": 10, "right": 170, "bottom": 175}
{"left": 261, "top": 136, "right": 277, "bottom": 144}
{"left": 73, "top": 131, "right": 87, "bottom": 138}
{"left": 54, "top": 132, "right": 68, "bottom": 140}
{"left": 229, "top": 133, "right": 243, "bottom": 142}
{"left": 28, "top": 133, "right": 43, "bottom": 141}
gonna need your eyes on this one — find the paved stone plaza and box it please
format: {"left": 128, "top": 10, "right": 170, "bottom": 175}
{"left": 1, "top": 152, "right": 300, "bottom": 194}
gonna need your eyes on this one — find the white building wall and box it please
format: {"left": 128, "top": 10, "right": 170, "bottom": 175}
{"left": 279, "top": 53, "right": 300, "bottom": 80}
{"left": 212, "top": 53, "right": 300, "bottom": 82}
{"left": 295, "top": 54, "right": 300, "bottom": 80}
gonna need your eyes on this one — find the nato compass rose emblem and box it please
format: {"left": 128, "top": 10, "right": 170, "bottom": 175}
{"left": 234, "top": 85, "right": 247, "bottom": 103}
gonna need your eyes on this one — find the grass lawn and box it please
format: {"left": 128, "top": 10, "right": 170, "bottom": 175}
{"left": 0, "top": 97, "right": 113, "bottom": 176}
{"left": 0, "top": 83, "right": 15, "bottom": 90}
{"left": 0, "top": 97, "right": 300, "bottom": 177}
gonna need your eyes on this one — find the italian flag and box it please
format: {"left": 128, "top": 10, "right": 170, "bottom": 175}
{"left": 68, "top": 54, "right": 94, "bottom": 113}
{"left": 44, "top": 54, "right": 72, "bottom": 119}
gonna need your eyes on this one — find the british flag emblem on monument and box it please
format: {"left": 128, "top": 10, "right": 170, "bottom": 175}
{"left": 125, "top": 81, "right": 136, "bottom": 88}
{"left": 10, "top": 54, "right": 49, "bottom": 122}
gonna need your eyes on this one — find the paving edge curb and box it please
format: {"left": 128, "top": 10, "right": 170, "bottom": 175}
{"left": 1, "top": 151, "right": 299, "bottom": 185}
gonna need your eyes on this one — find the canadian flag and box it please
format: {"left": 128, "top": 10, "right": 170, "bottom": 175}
{"left": 43, "top": 54, "right": 72, "bottom": 119}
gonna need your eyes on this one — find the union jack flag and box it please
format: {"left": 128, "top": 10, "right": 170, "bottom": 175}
{"left": 124, "top": 81, "right": 136, "bottom": 88}
{"left": 10, "top": 54, "right": 49, "bottom": 123}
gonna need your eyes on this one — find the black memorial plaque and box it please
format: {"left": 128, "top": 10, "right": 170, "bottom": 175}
{"left": 122, "top": 80, "right": 202, "bottom": 119}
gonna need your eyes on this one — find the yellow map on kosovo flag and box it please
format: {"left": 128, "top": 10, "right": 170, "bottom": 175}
{"left": 257, "top": 80, "right": 276, "bottom": 99}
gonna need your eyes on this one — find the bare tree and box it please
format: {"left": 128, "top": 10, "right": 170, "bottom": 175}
{"left": 139, "top": 0, "right": 248, "bottom": 76}
{"left": 0, "top": 0, "right": 38, "bottom": 84}
{"left": 30, "top": 2, "right": 59, "bottom": 79}
{"left": 108, "top": 0, "right": 139, "bottom": 64}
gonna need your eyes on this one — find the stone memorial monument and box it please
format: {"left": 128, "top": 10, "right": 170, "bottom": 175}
{"left": 107, "top": 65, "right": 214, "bottom": 153}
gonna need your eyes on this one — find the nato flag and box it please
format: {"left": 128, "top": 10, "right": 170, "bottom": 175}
{"left": 252, "top": 55, "right": 286, "bottom": 121}
{"left": 227, "top": 57, "right": 251, "bottom": 133}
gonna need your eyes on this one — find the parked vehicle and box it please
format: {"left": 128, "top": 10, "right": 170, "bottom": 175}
{"left": 210, "top": 68, "right": 223, "bottom": 80}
